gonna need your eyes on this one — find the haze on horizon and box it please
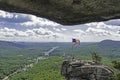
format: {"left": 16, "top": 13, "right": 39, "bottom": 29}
{"left": 0, "top": 10, "right": 120, "bottom": 42}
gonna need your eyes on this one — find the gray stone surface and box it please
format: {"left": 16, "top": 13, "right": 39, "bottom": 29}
{"left": 61, "top": 59, "right": 114, "bottom": 80}
{"left": 0, "top": 0, "right": 120, "bottom": 25}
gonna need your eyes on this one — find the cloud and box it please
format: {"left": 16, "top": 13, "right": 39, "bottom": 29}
{"left": 0, "top": 10, "right": 59, "bottom": 27}
{"left": 86, "top": 21, "right": 120, "bottom": 30}
{"left": 20, "top": 14, "right": 59, "bottom": 27}
{"left": 104, "top": 19, "right": 120, "bottom": 26}
{"left": 74, "top": 29, "right": 85, "bottom": 33}
{"left": 0, "top": 10, "right": 120, "bottom": 42}
{"left": 0, "top": 27, "right": 28, "bottom": 37}
{"left": 86, "top": 27, "right": 112, "bottom": 36}
{"left": 31, "top": 28, "right": 54, "bottom": 36}
{"left": 61, "top": 28, "right": 67, "bottom": 31}
{"left": 0, "top": 10, "right": 14, "bottom": 18}
{"left": 53, "top": 28, "right": 61, "bottom": 32}
{"left": 117, "top": 30, "right": 120, "bottom": 34}
{"left": 85, "top": 21, "right": 120, "bottom": 38}
{"left": 96, "top": 22, "right": 107, "bottom": 29}
{"left": 0, "top": 10, "right": 32, "bottom": 23}
{"left": 0, "top": 27, "right": 63, "bottom": 42}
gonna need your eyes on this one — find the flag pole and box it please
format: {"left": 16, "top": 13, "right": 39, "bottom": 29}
{"left": 72, "top": 43, "right": 74, "bottom": 59}
{"left": 72, "top": 38, "right": 75, "bottom": 59}
{"left": 72, "top": 38, "right": 80, "bottom": 59}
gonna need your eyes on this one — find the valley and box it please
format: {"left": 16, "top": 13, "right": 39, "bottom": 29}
{"left": 0, "top": 40, "right": 119, "bottom": 80}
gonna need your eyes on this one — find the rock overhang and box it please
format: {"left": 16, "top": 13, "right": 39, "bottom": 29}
{"left": 0, "top": 0, "right": 120, "bottom": 25}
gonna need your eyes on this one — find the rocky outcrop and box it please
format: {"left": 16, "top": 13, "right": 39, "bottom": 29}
{"left": 61, "top": 59, "right": 114, "bottom": 80}
{"left": 0, "top": 0, "right": 120, "bottom": 25}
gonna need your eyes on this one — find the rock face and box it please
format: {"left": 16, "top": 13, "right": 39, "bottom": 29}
{"left": 0, "top": 0, "right": 120, "bottom": 25}
{"left": 61, "top": 59, "right": 114, "bottom": 80}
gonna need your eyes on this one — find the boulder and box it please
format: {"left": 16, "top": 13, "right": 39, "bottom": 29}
{"left": 61, "top": 59, "right": 114, "bottom": 80}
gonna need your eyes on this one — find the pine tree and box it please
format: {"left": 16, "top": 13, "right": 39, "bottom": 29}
{"left": 91, "top": 51, "right": 102, "bottom": 63}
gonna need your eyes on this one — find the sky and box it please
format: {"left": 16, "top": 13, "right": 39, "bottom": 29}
{"left": 0, "top": 10, "right": 120, "bottom": 42}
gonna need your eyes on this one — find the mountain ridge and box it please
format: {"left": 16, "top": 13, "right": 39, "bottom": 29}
{"left": 98, "top": 40, "right": 120, "bottom": 48}
{"left": 0, "top": 40, "right": 26, "bottom": 49}
{"left": 81, "top": 40, "right": 120, "bottom": 58}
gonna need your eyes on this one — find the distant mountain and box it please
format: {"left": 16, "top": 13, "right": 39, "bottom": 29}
{"left": 78, "top": 40, "right": 120, "bottom": 58}
{"left": 98, "top": 40, "right": 120, "bottom": 48}
{"left": 0, "top": 40, "right": 26, "bottom": 49}
{"left": 0, "top": 40, "right": 119, "bottom": 58}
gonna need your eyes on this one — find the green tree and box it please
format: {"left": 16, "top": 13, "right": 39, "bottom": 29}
{"left": 113, "top": 73, "right": 120, "bottom": 80}
{"left": 91, "top": 51, "right": 102, "bottom": 63}
{"left": 112, "top": 61, "right": 120, "bottom": 70}
{"left": 112, "top": 60, "right": 120, "bottom": 80}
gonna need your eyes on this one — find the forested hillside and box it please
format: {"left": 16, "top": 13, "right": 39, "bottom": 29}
{"left": 0, "top": 40, "right": 120, "bottom": 80}
{"left": 9, "top": 57, "right": 65, "bottom": 80}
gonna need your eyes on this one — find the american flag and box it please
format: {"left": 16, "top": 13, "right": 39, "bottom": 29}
{"left": 72, "top": 38, "right": 80, "bottom": 45}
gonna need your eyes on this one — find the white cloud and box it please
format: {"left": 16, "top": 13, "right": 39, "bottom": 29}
{"left": 86, "top": 27, "right": 108, "bottom": 33}
{"left": 96, "top": 22, "right": 107, "bottom": 29}
{"left": 85, "top": 22, "right": 98, "bottom": 27}
{"left": 74, "top": 29, "right": 85, "bottom": 33}
{"left": 26, "top": 30, "right": 35, "bottom": 36}
{"left": 96, "top": 22, "right": 120, "bottom": 30}
{"left": 0, "top": 27, "right": 28, "bottom": 37}
{"left": 61, "top": 28, "right": 67, "bottom": 31}
{"left": 0, "top": 27, "right": 63, "bottom": 42}
{"left": 0, "top": 10, "right": 14, "bottom": 18}
{"left": 20, "top": 15, "right": 59, "bottom": 27}
{"left": 117, "top": 30, "right": 120, "bottom": 34}
{"left": 32, "top": 28, "right": 54, "bottom": 35}
{"left": 85, "top": 21, "right": 120, "bottom": 30}
{"left": 104, "top": 19, "right": 120, "bottom": 26}
{"left": 86, "top": 27, "right": 112, "bottom": 36}
{"left": 0, "top": 10, "right": 59, "bottom": 27}
{"left": 0, "top": 10, "right": 120, "bottom": 42}
{"left": 53, "top": 28, "right": 61, "bottom": 32}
